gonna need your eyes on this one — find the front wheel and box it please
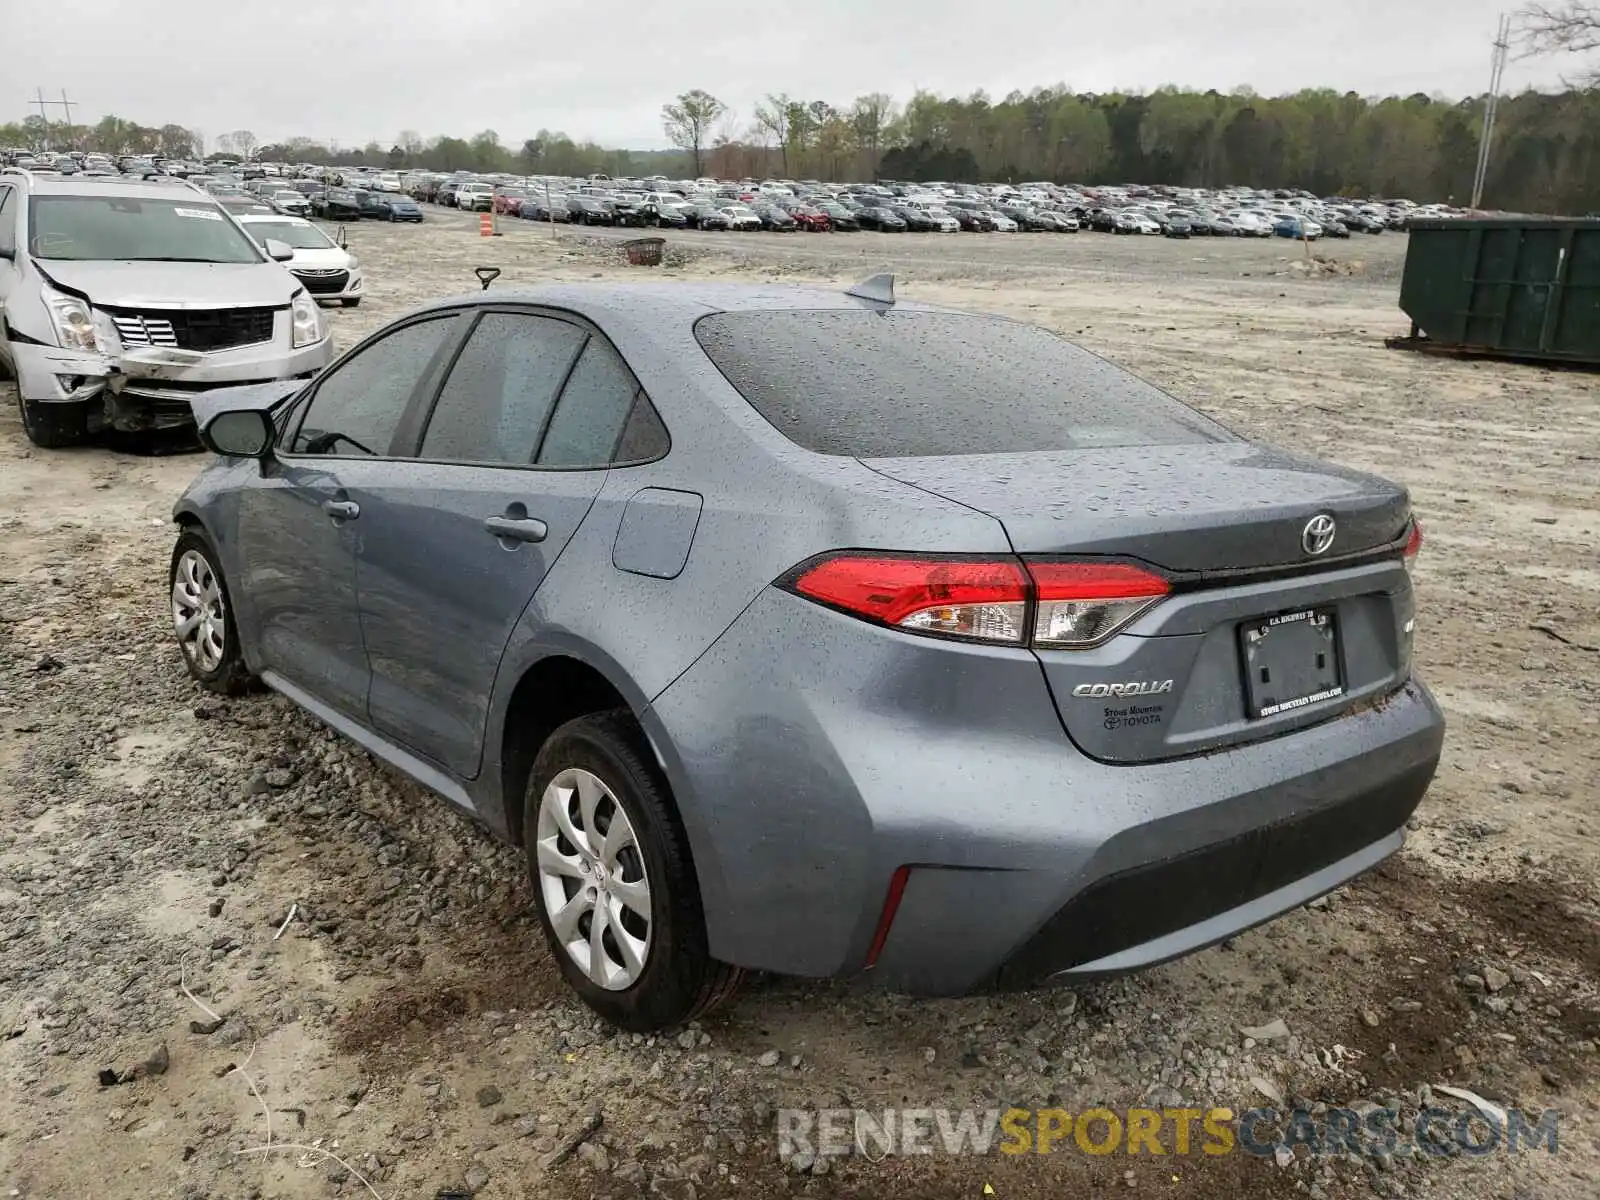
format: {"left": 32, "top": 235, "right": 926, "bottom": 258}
{"left": 169, "top": 529, "right": 254, "bottom": 695}
{"left": 525, "top": 712, "right": 741, "bottom": 1031}
{"left": 17, "top": 395, "right": 89, "bottom": 449}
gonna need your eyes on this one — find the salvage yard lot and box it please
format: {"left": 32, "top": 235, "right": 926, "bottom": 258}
{"left": 1, "top": 216, "right": 1597, "bottom": 1200}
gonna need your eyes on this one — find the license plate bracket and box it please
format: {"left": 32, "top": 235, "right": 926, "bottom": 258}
{"left": 1239, "top": 607, "right": 1343, "bottom": 719}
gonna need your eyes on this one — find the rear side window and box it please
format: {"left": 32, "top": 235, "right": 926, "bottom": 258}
{"left": 537, "top": 336, "right": 662, "bottom": 468}
{"left": 612, "top": 396, "right": 670, "bottom": 464}
{"left": 694, "top": 310, "right": 1227, "bottom": 457}
{"left": 420, "top": 313, "right": 587, "bottom": 464}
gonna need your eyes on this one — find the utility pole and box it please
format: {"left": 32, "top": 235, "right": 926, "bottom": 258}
{"left": 33, "top": 88, "right": 51, "bottom": 151}
{"left": 1471, "top": 14, "right": 1512, "bottom": 212}
{"left": 32, "top": 87, "right": 78, "bottom": 152}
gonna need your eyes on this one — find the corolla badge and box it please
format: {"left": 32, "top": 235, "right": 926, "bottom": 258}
{"left": 1071, "top": 680, "right": 1174, "bottom": 698}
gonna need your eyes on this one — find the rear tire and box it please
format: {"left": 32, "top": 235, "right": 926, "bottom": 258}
{"left": 18, "top": 396, "right": 89, "bottom": 449}
{"left": 524, "top": 712, "right": 741, "bottom": 1032}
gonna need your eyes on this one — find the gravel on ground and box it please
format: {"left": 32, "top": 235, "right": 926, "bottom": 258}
{"left": 1, "top": 212, "right": 1596, "bottom": 1199}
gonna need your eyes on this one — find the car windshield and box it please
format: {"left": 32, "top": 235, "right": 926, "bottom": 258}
{"left": 242, "top": 220, "right": 334, "bottom": 250}
{"left": 696, "top": 310, "right": 1220, "bottom": 458}
{"left": 27, "top": 195, "right": 262, "bottom": 263}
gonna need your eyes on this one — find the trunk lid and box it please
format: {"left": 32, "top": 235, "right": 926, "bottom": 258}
{"left": 861, "top": 443, "right": 1409, "bottom": 571}
{"left": 863, "top": 443, "right": 1417, "bottom": 764}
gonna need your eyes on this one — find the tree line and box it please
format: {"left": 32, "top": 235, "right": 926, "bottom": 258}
{"left": 0, "top": 117, "right": 676, "bottom": 181}
{"left": 659, "top": 84, "right": 1600, "bottom": 213}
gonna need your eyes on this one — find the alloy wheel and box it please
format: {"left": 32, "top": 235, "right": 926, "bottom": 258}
{"left": 172, "top": 549, "right": 226, "bottom": 672}
{"left": 535, "top": 768, "right": 653, "bottom": 990}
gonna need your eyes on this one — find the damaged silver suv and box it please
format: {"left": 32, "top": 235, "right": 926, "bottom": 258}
{"left": 0, "top": 170, "right": 335, "bottom": 447}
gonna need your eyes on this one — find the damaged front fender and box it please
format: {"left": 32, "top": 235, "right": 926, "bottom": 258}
{"left": 12, "top": 342, "right": 115, "bottom": 403}
{"left": 8, "top": 341, "right": 209, "bottom": 432}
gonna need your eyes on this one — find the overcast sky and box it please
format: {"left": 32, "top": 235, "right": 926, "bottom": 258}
{"left": 10, "top": 0, "right": 1578, "bottom": 150}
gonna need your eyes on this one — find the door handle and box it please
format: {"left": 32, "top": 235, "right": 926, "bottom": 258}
{"left": 322, "top": 499, "right": 360, "bottom": 521}
{"left": 484, "top": 515, "right": 548, "bottom": 543}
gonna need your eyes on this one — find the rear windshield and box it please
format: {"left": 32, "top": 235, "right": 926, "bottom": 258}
{"left": 694, "top": 310, "right": 1226, "bottom": 457}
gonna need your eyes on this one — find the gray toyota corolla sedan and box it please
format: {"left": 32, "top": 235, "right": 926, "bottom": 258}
{"left": 169, "top": 276, "right": 1444, "bottom": 1032}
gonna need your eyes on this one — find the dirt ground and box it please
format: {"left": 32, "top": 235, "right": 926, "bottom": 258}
{"left": 1, "top": 213, "right": 1596, "bottom": 1200}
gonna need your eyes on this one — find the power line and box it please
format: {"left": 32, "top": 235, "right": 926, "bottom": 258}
{"left": 1471, "top": 13, "right": 1512, "bottom": 211}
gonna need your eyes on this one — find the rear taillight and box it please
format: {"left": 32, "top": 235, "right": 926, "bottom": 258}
{"left": 1028, "top": 560, "right": 1171, "bottom": 648}
{"left": 781, "top": 553, "right": 1169, "bottom": 648}
{"left": 1402, "top": 520, "right": 1423, "bottom": 575}
{"left": 787, "top": 553, "right": 1028, "bottom": 643}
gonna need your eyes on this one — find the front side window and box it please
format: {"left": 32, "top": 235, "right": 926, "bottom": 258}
{"left": 289, "top": 316, "right": 457, "bottom": 456}
{"left": 0, "top": 187, "right": 14, "bottom": 255}
{"left": 26, "top": 195, "right": 263, "bottom": 263}
{"left": 419, "top": 313, "right": 588, "bottom": 465}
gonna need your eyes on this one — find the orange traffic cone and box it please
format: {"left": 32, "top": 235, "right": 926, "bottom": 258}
{"left": 479, "top": 212, "right": 494, "bottom": 237}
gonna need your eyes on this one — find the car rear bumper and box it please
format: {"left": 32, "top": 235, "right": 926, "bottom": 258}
{"left": 646, "top": 587, "right": 1445, "bottom": 995}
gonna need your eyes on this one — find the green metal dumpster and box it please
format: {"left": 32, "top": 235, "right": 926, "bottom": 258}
{"left": 1398, "top": 217, "right": 1600, "bottom": 366}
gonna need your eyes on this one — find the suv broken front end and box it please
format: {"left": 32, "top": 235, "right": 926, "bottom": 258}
{"left": 12, "top": 278, "right": 329, "bottom": 435}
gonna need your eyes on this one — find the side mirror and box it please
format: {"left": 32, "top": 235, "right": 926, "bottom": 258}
{"left": 201, "top": 409, "right": 275, "bottom": 459}
{"left": 336, "top": 225, "right": 348, "bottom": 250}
{"left": 263, "top": 237, "right": 295, "bottom": 263}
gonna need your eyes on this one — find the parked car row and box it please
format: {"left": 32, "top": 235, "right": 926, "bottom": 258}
{"left": 0, "top": 150, "right": 1478, "bottom": 242}
{"left": 0, "top": 153, "right": 433, "bottom": 229}
{"left": 381, "top": 168, "right": 1454, "bottom": 239}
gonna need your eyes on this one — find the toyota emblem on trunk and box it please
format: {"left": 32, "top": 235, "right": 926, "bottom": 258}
{"left": 1302, "top": 514, "right": 1337, "bottom": 555}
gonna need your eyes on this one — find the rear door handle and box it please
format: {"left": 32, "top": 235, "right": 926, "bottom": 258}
{"left": 484, "top": 515, "right": 548, "bottom": 543}
{"left": 322, "top": 499, "right": 360, "bottom": 521}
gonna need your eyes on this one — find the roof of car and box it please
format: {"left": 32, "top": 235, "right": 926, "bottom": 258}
{"left": 10, "top": 173, "right": 215, "bottom": 203}
{"left": 413, "top": 281, "right": 951, "bottom": 323}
